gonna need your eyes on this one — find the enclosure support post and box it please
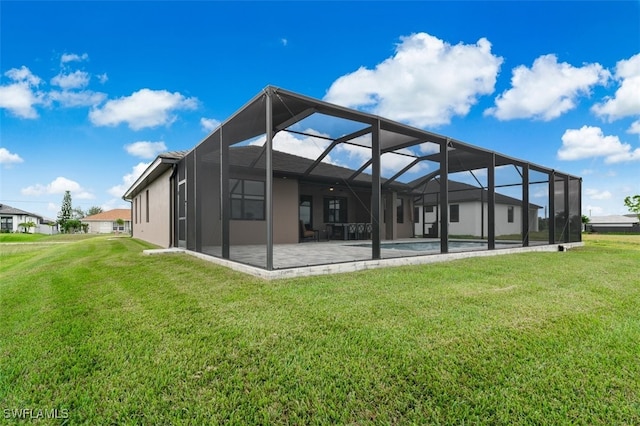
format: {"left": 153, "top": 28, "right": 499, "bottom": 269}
{"left": 440, "top": 141, "right": 449, "bottom": 254}
{"left": 549, "top": 172, "right": 555, "bottom": 244}
{"left": 371, "top": 119, "right": 381, "bottom": 260}
{"left": 564, "top": 174, "right": 570, "bottom": 243}
{"left": 265, "top": 88, "right": 274, "bottom": 270}
{"left": 522, "top": 164, "right": 530, "bottom": 247}
{"left": 578, "top": 178, "right": 583, "bottom": 241}
{"left": 488, "top": 153, "right": 496, "bottom": 250}
{"left": 221, "top": 128, "right": 230, "bottom": 259}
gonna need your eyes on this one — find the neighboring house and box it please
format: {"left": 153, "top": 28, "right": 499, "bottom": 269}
{"left": 36, "top": 219, "right": 59, "bottom": 235}
{"left": 412, "top": 180, "right": 541, "bottom": 238}
{"left": 82, "top": 209, "right": 132, "bottom": 234}
{"left": 0, "top": 203, "right": 43, "bottom": 233}
{"left": 587, "top": 215, "right": 640, "bottom": 233}
{"left": 122, "top": 86, "right": 581, "bottom": 271}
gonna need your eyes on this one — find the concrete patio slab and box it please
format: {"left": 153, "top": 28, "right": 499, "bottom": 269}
{"left": 143, "top": 239, "right": 583, "bottom": 280}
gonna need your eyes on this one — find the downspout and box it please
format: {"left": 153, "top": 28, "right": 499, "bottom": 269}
{"left": 169, "top": 163, "right": 178, "bottom": 248}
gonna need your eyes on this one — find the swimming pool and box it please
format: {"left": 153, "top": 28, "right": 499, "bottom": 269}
{"left": 351, "top": 240, "right": 518, "bottom": 252}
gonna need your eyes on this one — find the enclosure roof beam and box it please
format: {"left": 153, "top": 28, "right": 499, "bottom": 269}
{"left": 382, "top": 158, "right": 421, "bottom": 189}
{"left": 348, "top": 159, "right": 373, "bottom": 182}
{"left": 302, "top": 126, "right": 372, "bottom": 177}
{"left": 410, "top": 170, "right": 440, "bottom": 191}
{"left": 275, "top": 107, "right": 316, "bottom": 132}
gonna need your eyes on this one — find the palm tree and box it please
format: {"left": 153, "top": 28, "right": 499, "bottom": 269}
{"left": 18, "top": 221, "right": 36, "bottom": 233}
{"left": 115, "top": 218, "right": 125, "bottom": 234}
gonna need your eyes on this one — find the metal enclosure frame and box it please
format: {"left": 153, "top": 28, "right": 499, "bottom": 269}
{"left": 171, "top": 86, "right": 581, "bottom": 271}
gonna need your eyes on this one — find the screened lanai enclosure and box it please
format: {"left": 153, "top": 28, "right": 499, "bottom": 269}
{"left": 174, "top": 86, "right": 581, "bottom": 270}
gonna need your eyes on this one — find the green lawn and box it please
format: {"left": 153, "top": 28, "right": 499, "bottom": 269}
{"left": 1, "top": 234, "right": 639, "bottom": 424}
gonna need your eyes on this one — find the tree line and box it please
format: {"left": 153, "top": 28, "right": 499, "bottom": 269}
{"left": 56, "top": 190, "right": 105, "bottom": 233}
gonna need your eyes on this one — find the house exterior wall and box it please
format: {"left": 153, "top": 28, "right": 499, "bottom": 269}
{"left": 132, "top": 168, "right": 171, "bottom": 247}
{"left": 414, "top": 202, "right": 540, "bottom": 238}
{"left": 381, "top": 193, "right": 414, "bottom": 240}
{"left": 0, "top": 214, "right": 41, "bottom": 233}
{"left": 230, "top": 177, "right": 299, "bottom": 245}
{"left": 36, "top": 223, "right": 58, "bottom": 235}
{"left": 589, "top": 224, "right": 640, "bottom": 233}
{"left": 493, "top": 203, "right": 521, "bottom": 236}
{"left": 85, "top": 220, "right": 132, "bottom": 234}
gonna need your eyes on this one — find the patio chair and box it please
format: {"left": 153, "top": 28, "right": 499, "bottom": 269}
{"left": 357, "top": 223, "right": 366, "bottom": 240}
{"left": 299, "top": 220, "right": 319, "bottom": 242}
{"left": 346, "top": 223, "right": 358, "bottom": 240}
{"left": 365, "top": 223, "right": 372, "bottom": 240}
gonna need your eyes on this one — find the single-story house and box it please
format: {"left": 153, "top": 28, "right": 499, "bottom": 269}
{"left": 587, "top": 215, "right": 640, "bottom": 233}
{"left": 123, "top": 86, "right": 582, "bottom": 271}
{"left": 82, "top": 209, "right": 132, "bottom": 234}
{"left": 0, "top": 203, "right": 43, "bottom": 233}
{"left": 413, "top": 179, "right": 541, "bottom": 238}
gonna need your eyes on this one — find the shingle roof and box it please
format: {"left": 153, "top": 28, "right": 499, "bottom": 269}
{"left": 0, "top": 203, "right": 42, "bottom": 218}
{"left": 209, "top": 146, "right": 540, "bottom": 208}
{"left": 159, "top": 150, "right": 188, "bottom": 160}
{"left": 226, "top": 145, "right": 406, "bottom": 189}
{"left": 410, "top": 179, "right": 542, "bottom": 208}
{"left": 82, "top": 209, "right": 131, "bottom": 221}
{"left": 589, "top": 215, "right": 639, "bottom": 225}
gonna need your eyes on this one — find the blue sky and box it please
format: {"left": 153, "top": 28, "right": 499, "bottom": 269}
{"left": 1, "top": 1, "right": 639, "bottom": 219}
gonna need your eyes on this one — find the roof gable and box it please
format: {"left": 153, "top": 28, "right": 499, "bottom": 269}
{"left": 83, "top": 209, "right": 131, "bottom": 221}
{"left": 0, "top": 203, "right": 42, "bottom": 218}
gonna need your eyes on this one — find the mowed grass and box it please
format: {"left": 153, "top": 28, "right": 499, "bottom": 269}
{"left": 1, "top": 234, "right": 639, "bottom": 424}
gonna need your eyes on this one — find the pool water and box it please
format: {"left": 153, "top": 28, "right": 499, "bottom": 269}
{"left": 351, "top": 240, "right": 517, "bottom": 252}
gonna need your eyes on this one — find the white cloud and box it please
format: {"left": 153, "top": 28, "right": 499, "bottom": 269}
{"left": 324, "top": 32, "right": 503, "bottom": 128}
{"left": 97, "top": 73, "right": 108, "bottom": 84}
{"left": 46, "top": 202, "right": 58, "bottom": 215}
{"left": 585, "top": 188, "right": 612, "bottom": 200}
{"left": 61, "top": 53, "right": 89, "bottom": 64}
{"left": 0, "top": 66, "right": 44, "bottom": 118}
{"left": 281, "top": 38, "right": 288, "bottom": 46}
{"left": 48, "top": 90, "right": 106, "bottom": 107}
{"left": 333, "top": 134, "right": 427, "bottom": 177}
{"left": 382, "top": 150, "right": 427, "bottom": 177}
{"left": 592, "top": 53, "right": 640, "bottom": 122}
{"left": 250, "top": 129, "right": 337, "bottom": 163}
{"left": 101, "top": 198, "right": 130, "bottom": 211}
{"left": 200, "top": 117, "right": 221, "bottom": 132}
{"left": 124, "top": 141, "right": 167, "bottom": 159}
{"left": 0, "top": 147, "right": 24, "bottom": 165}
{"left": 485, "top": 54, "right": 610, "bottom": 121}
{"left": 585, "top": 205, "right": 605, "bottom": 216}
{"left": 108, "top": 162, "right": 150, "bottom": 197}
{"left": 51, "top": 70, "right": 90, "bottom": 89}
{"left": 21, "top": 176, "right": 94, "bottom": 199}
{"left": 5, "top": 66, "right": 42, "bottom": 85}
{"left": 558, "top": 125, "right": 640, "bottom": 164}
{"left": 628, "top": 120, "right": 640, "bottom": 135}
{"left": 253, "top": 129, "right": 428, "bottom": 178}
{"left": 89, "top": 88, "right": 198, "bottom": 130}
{"left": 532, "top": 188, "right": 548, "bottom": 199}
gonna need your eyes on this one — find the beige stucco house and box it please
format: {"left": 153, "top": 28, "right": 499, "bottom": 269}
{"left": 82, "top": 209, "right": 132, "bottom": 234}
{"left": 123, "top": 86, "right": 581, "bottom": 271}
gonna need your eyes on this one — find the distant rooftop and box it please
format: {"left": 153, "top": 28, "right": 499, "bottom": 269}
{"left": 83, "top": 209, "right": 131, "bottom": 221}
{"left": 0, "top": 203, "right": 43, "bottom": 218}
{"left": 589, "top": 215, "right": 639, "bottom": 225}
